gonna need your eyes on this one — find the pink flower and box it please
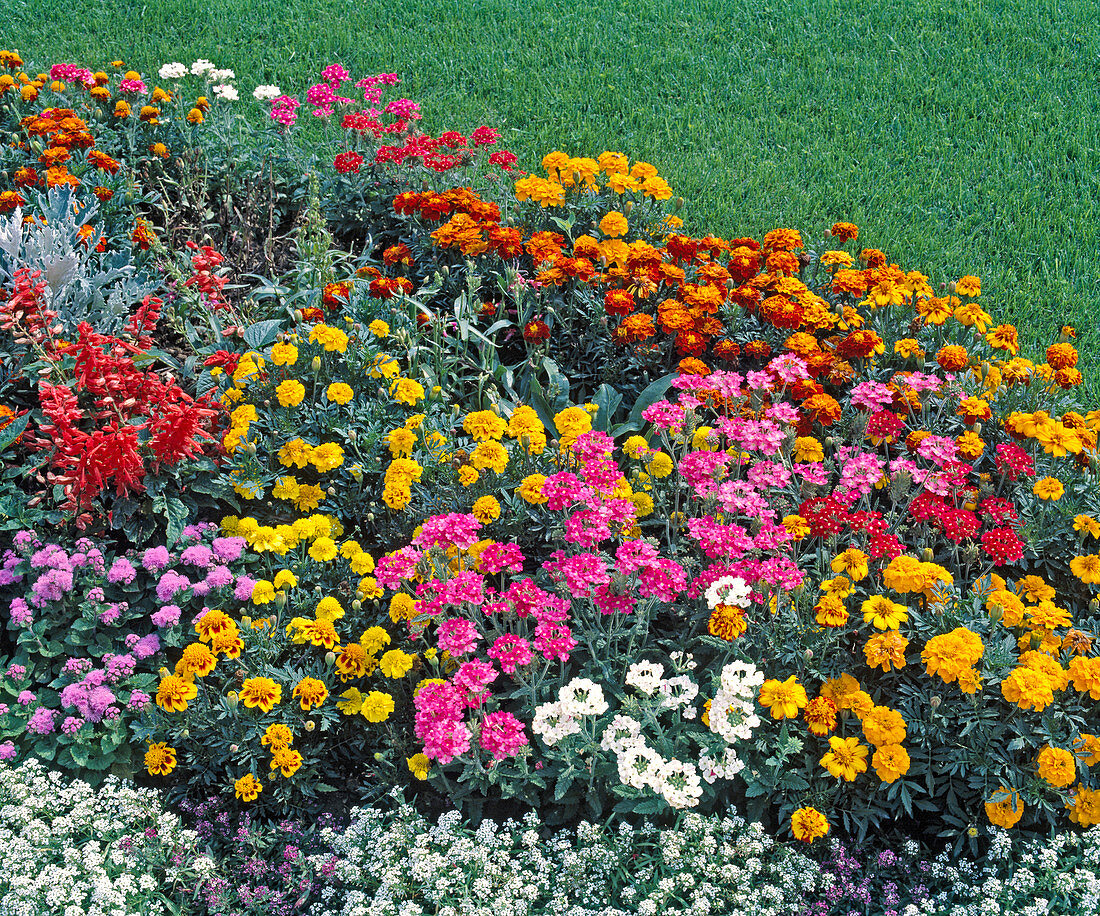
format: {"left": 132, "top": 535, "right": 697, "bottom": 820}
{"left": 413, "top": 514, "right": 482, "bottom": 551}
{"left": 478, "top": 711, "right": 528, "bottom": 760}
{"left": 487, "top": 635, "right": 532, "bottom": 674}
{"left": 471, "top": 126, "right": 500, "bottom": 145}
{"left": 436, "top": 618, "right": 479, "bottom": 656}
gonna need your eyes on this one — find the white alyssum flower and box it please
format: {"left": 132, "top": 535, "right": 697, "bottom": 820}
{"left": 212, "top": 84, "right": 239, "bottom": 101}
{"left": 158, "top": 62, "right": 187, "bottom": 80}
{"left": 190, "top": 58, "right": 215, "bottom": 76}
{"left": 209, "top": 68, "right": 235, "bottom": 82}
{"left": 253, "top": 84, "right": 283, "bottom": 101}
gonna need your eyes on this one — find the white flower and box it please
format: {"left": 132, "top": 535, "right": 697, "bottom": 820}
{"left": 599, "top": 715, "right": 643, "bottom": 755}
{"left": 190, "top": 59, "right": 215, "bottom": 76}
{"left": 652, "top": 758, "right": 703, "bottom": 809}
{"left": 617, "top": 740, "right": 662, "bottom": 790}
{"left": 530, "top": 701, "right": 580, "bottom": 747}
{"left": 158, "top": 62, "right": 187, "bottom": 80}
{"left": 625, "top": 661, "right": 665, "bottom": 696}
{"left": 659, "top": 674, "right": 699, "bottom": 716}
{"left": 253, "top": 84, "right": 283, "bottom": 101}
{"left": 212, "top": 84, "right": 239, "bottom": 101}
{"left": 704, "top": 575, "right": 751, "bottom": 610}
{"left": 558, "top": 677, "right": 607, "bottom": 716}
{"left": 209, "top": 68, "right": 235, "bottom": 82}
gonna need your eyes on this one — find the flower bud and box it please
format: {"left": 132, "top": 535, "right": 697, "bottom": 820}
{"left": 226, "top": 692, "right": 238, "bottom": 710}
{"left": 374, "top": 752, "right": 384, "bottom": 762}
{"left": 274, "top": 592, "right": 286, "bottom": 609}
{"left": 324, "top": 651, "right": 336, "bottom": 666}
{"left": 305, "top": 720, "right": 315, "bottom": 731}
{"left": 922, "top": 548, "right": 935, "bottom": 562}
{"left": 674, "top": 197, "right": 684, "bottom": 211}
{"left": 623, "top": 200, "right": 633, "bottom": 216}
{"left": 311, "top": 356, "right": 322, "bottom": 371}
{"left": 293, "top": 309, "right": 304, "bottom": 322}
{"left": 348, "top": 429, "right": 357, "bottom": 442}
{"left": 929, "top": 695, "right": 942, "bottom": 710}
{"left": 803, "top": 649, "right": 813, "bottom": 662}
{"left": 352, "top": 599, "right": 362, "bottom": 611}
{"left": 230, "top": 744, "right": 239, "bottom": 753}
{"left": 245, "top": 442, "right": 257, "bottom": 457}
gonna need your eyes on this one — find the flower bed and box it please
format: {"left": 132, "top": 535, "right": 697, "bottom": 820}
{"left": 1, "top": 47, "right": 1099, "bottom": 910}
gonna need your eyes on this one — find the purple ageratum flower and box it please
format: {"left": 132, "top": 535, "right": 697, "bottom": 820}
{"left": 191, "top": 580, "right": 211, "bottom": 598}
{"left": 105, "top": 654, "right": 136, "bottom": 681}
{"left": 0, "top": 705, "right": 7, "bottom": 716}
{"left": 26, "top": 707, "right": 57, "bottom": 735}
{"left": 62, "top": 657, "right": 92, "bottom": 677}
{"left": 127, "top": 690, "right": 151, "bottom": 711}
{"left": 180, "top": 544, "right": 213, "bottom": 568}
{"left": 87, "top": 587, "right": 105, "bottom": 602}
{"left": 233, "top": 576, "right": 256, "bottom": 602}
{"left": 13, "top": 530, "right": 36, "bottom": 551}
{"left": 133, "top": 634, "right": 160, "bottom": 660}
{"left": 8, "top": 599, "right": 31, "bottom": 627}
{"left": 142, "top": 546, "right": 172, "bottom": 572}
{"left": 151, "top": 605, "right": 181, "bottom": 628}
{"left": 61, "top": 716, "right": 84, "bottom": 735}
{"left": 30, "top": 544, "right": 70, "bottom": 570}
{"left": 86, "top": 686, "right": 116, "bottom": 723}
{"left": 17, "top": 689, "right": 35, "bottom": 705}
{"left": 212, "top": 537, "right": 245, "bottom": 563}
{"left": 156, "top": 571, "right": 191, "bottom": 602}
{"left": 0, "top": 741, "right": 15, "bottom": 760}
{"left": 30, "top": 567, "right": 74, "bottom": 605}
{"left": 204, "top": 565, "right": 234, "bottom": 589}
{"left": 6, "top": 664, "right": 26, "bottom": 681}
{"left": 107, "top": 557, "right": 137, "bottom": 584}
{"left": 99, "top": 605, "right": 121, "bottom": 625}
{"left": 102, "top": 705, "right": 120, "bottom": 721}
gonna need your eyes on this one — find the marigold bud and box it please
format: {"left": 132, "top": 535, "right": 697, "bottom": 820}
{"left": 922, "top": 548, "right": 935, "bottom": 562}
{"left": 305, "top": 720, "right": 315, "bottom": 731}
{"left": 930, "top": 696, "right": 942, "bottom": 710}
{"left": 324, "top": 651, "right": 336, "bottom": 666}
{"left": 311, "top": 356, "right": 322, "bottom": 371}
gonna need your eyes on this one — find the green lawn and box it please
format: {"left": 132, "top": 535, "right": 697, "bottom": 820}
{"left": 10, "top": 0, "right": 1100, "bottom": 396}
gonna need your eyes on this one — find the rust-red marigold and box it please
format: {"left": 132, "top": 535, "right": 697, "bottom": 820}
{"left": 604, "top": 289, "right": 635, "bottom": 317}
{"left": 836, "top": 329, "right": 884, "bottom": 359}
{"left": 713, "top": 339, "right": 740, "bottom": 362}
{"left": 522, "top": 319, "right": 550, "bottom": 344}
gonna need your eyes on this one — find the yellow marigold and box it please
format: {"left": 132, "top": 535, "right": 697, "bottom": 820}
{"left": 390, "top": 377, "right": 425, "bottom": 406}
{"left": 921, "top": 628, "right": 984, "bottom": 684}
{"left": 309, "top": 323, "right": 349, "bottom": 352}
{"left": 463, "top": 410, "right": 507, "bottom": 441}
{"left": 984, "top": 787, "right": 1023, "bottom": 828}
{"left": 379, "top": 649, "right": 415, "bottom": 679}
{"left": 276, "top": 379, "right": 306, "bottom": 407}
{"left": 782, "top": 514, "right": 811, "bottom": 539}
{"left": 1000, "top": 666, "right": 1056, "bottom": 711}
{"left": 470, "top": 440, "right": 508, "bottom": 473}
{"left": 292, "top": 676, "right": 328, "bottom": 711}
{"left": 814, "top": 594, "right": 849, "bottom": 628}
{"left": 599, "top": 211, "right": 629, "bottom": 238}
{"left": 1032, "top": 476, "right": 1065, "bottom": 500}
{"left": 862, "top": 628, "right": 906, "bottom": 672}
{"left": 407, "top": 752, "right": 431, "bottom": 780}
{"left": 955, "top": 275, "right": 981, "bottom": 297}
{"left": 278, "top": 438, "right": 314, "bottom": 469}
{"left": 310, "top": 442, "right": 345, "bottom": 473}
{"left": 793, "top": 437, "right": 824, "bottom": 462}
{"left": 368, "top": 319, "right": 390, "bottom": 337}
{"left": 156, "top": 674, "right": 198, "bottom": 713}
{"left": 271, "top": 341, "right": 298, "bottom": 365}
{"left": 861, "top": 595, "right": 908, "bottom": 631}
{"left": 389, "top": 592, "right": 418, "bottom": 623}
{"left": 790, "top": 806, "right": 829, "bottom": 842}
{"left": 830, "top": 548, "right": 869, "bottom": 582}
{"left": 270, "top": 746, "right": 303, "bottom": 778}
{"left": 307, "top": 537, "right": 337, "bottom": 563}
{"left": 820, "top": 736, "right": 869, "bottom": 781}
{"left": 1069, "top": 656, "right": 1100, "bottom": 700}
{"left": 757, "top": 675, "right": 808, "bottom": 719}
{"left": 1074, "top": 733, "right": 1100, "bottom": 766}
{"left": 472, "top": 495, "right": 501, "bottom": 524}
{"left": 326, "top": 382, "right": 354, "bottom": 405}
{"left": 861, "top": 705, "right": 907, "bottom": 747}
{"left": 387, "top": 426, "right": 417, "bottom": 457}
{"left": 1068, "top": 786, "right": 1100, "bottom": 827}
{"left": 175, "top": 642, "right": 218, "bottom": 678}
{"left": 240, "top": 677, "right": 282, "bottom": 713}
{"left": 261, "top": 723, "right": 294, "bottom": 750}
{"left": 871, "top": 744, "right": 910, "bottom": 783}
{"left": 1036, "top": 745, "right": 1077, "bottom": 788}
{"left": 144, "top": 742, "right": 177, "bottom": 776}
{"left": 646, "top": 451, "right": 674, "bottom": 478}
{"left": 361, "top": 690, "right": 395, "bottom": 723}
{"left": 1074, "top": 515, "right": 1100, "bottom": 539}
{"left": 234, "top": 773, "right": 262, "bottom": 802}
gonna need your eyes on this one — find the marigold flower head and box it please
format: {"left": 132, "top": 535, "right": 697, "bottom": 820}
{"left": 758, "top": 675, "right": 808, "bottom": 719}
{"left": 790, "top": 806, "right": 829, "bottom": 842}
{"left": 820, "top": 735, "right": 868, "bottom": 781}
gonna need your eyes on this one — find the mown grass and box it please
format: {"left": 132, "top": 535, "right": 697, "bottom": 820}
{"left": 10, "top": 0, "right": 1100, "bottom": 394}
